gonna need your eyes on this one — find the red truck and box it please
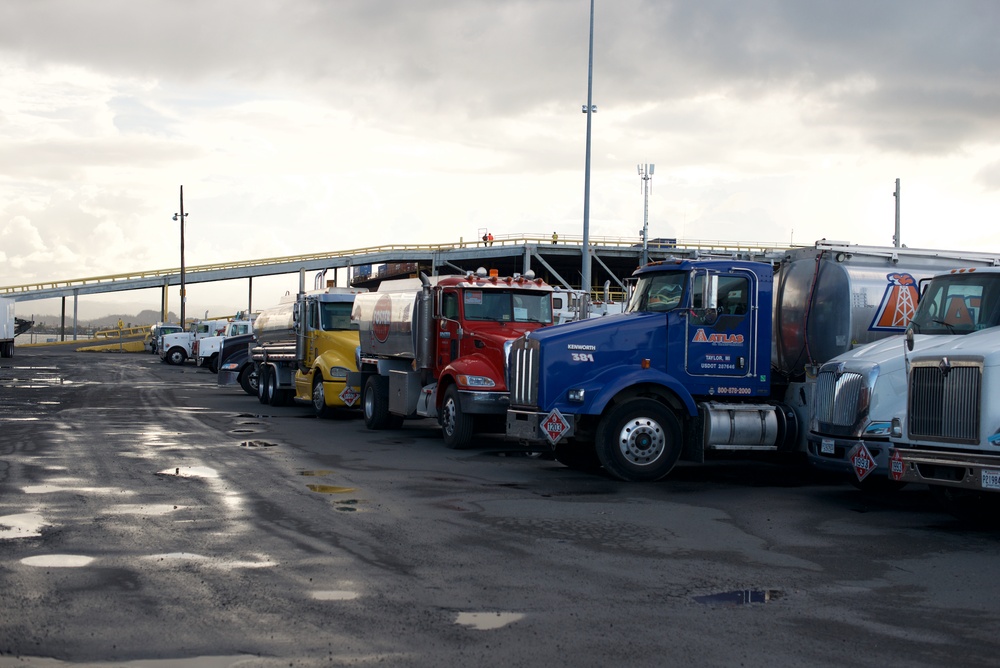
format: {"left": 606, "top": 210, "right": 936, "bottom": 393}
{"left": 352, "top": 269, "right": 554, "bottom": 448}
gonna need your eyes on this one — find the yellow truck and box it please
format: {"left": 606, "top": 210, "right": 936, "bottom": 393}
{"left": 251, "top": 286, "right": 366, "bottom": 417}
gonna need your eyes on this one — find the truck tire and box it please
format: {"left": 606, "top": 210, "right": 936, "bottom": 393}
{"left": 595, "top": 398, "right": 682, "bottom": 482}
{"left": 208, "top": 354, "right": 219, "bottom": 374}
{"left": 312, "top": 376, "right": 333, "bottom": 419}
{"left": 363, "top": 376, "right": 392, "bottom": 429}
{"left": 266, "top": 370, "right": 287, "bottom": 407}
{"left": 257, "top": 366, "right": 272, "bottom": 405}
{"left": 166, "top": 347, "right": 187, "bottom": 365}
{"left": 239, "top": 366, "right": 258, "bottom": 396}
{"left": 440, "top": 385, "right": 473, "bottom": 449}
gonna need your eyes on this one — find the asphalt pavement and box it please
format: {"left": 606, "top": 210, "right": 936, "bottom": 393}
{"left": 2, "top": 347, "right": 1000, "bottom": 667}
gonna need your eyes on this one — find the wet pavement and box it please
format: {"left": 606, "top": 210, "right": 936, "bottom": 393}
{"left": 2, "top": 348, "right": 1000, "bottom": 667}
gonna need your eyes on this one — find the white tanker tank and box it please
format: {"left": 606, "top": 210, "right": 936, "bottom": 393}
{"left": 772, "top": 242, "right": 1000, "bottom": 380}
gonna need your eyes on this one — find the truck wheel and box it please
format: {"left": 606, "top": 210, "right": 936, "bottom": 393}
{"left": 257, "top": 366, "right": 272, "bottom": 405}
{"left": 363, "top": 376, "right": 392, "bottom": 429}
{"left": 554, "top": 441, "right": 603, "bottom": 472}
{"left": 266, "top": 370, "right": 286, "bottom": 406}
{"left": 239, "top": 366, "right": 258, "bottom": 396}
{"left": 312, "top": 376, "right": 333, "bottom": 418}
{"left": 595, "top": 399, "right": 682, "bottom": 482}
{"left": 208, "top": 354, "right": 219, "bottom": 374}
{"left": 440, "top": 385, "right": 473, "bottom": 449}
{"left": 166, "top": 348, "right": 187, "bottom": 365}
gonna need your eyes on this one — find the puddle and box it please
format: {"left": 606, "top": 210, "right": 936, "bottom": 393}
{"left": 230, "top": 429, "right": 255, "bottom": 434}
{"left": 239, "top": 440, "right": 278, "bottom": 448}
{"left": 6, "top": 654, "right": 259, "bottom": 667}
{"left": 693, "top": 589, "right": 782, "bottom": 605}
{"left": 0, "top": 512, "right": 47, "bottom": 539}
{"left": 21, "top": 554, "right": 95, "bottom": 568}
{"left": 104, "top": 504, "right": 183, "bottom": 516}
{"left": 300, "top": 470, "right": 333, "bottom": 477}
{"left": 23, "top": 484, "right": 124, "bottom": 495}
{"left": 490, "top": 451, "right": 546, "bottom": 458}
{"left": 37, "top": 401, "right": 61, "bottom": 405}
{"left": 455, "top": 612, "right": 525, "bottom": 630}
{"left": 306, "top": 484, "right": 356, "bottom": 494}
{"left": 4, "top": 417, "right": 40, "bottom": 421}
{"left": 311, "top": 590, "right": 360, "bottom": 601}
{"left": 157, "top": 467, "right": 220, "bottom": 478}
{"left": 145, "top": 553, "right": 276, "bottom": 569}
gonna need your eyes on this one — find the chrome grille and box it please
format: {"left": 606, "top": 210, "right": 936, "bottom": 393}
{"left": 813, "top": 370, "right": 866, "bottom": 427}
{"left": 509, "top": 337, "right": 540, "bottom": 408}
{"left": 908, "top": 359, "right": 981, "bottom": 444}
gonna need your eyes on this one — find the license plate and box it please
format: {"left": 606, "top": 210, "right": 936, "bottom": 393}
{"left": 821, "top": 438, "right": 835, "bottom": 455}
{"left": 982, "top": 469, "right": 1000, "bottom": 490}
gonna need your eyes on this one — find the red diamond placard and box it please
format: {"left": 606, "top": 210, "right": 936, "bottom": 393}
{"left": 541, "top": 409, "right": 570, "bottom": 445}
{"left": 339, "top": 385, "right": 360, "bottom": 407}
{"left": 889, "top": 448, "right": 905, "bottom": 482}
{"left": 849, "top": 442, "right": 876, "bottom": 481}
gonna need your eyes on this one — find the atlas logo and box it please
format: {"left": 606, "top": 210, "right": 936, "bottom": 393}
{"left": 692, "top": 329, "right": 744, "bottom": 344}
{"left": 372, "top": 294, "right": 393, "bottom": 343}
{"left": 870, "top": 272, "right": 918, "bottom": 331}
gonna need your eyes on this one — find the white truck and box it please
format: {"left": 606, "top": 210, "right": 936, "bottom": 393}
{"left": 159, "top": 319, "right": 229, "bottom": 366}
{"left": 888, "top": 275, "right": 1000, "bottom": 517}
{"left": 194, "top": 315, "right": 255, "bottom": 373}
{"left": 808, "top": 263, "right": 1000, "bottom": 490}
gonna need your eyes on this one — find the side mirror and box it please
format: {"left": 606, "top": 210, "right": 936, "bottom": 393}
{"left": 905, "top": 324, "right": 915, "bottom": 352}
{"left": 702, "top": 273, "right": 719, "bottom": 311}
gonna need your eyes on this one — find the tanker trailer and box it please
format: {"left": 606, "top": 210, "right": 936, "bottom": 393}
{"left": 252, "top": 285, "right": 367, "bottom": 417}
{"left": 353, "top": 269, "right": 554, "bottom": 449}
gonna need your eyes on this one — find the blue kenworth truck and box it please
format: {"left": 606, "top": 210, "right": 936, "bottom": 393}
{"left": 505, "top": 243, "right": 984, "bottom": 482}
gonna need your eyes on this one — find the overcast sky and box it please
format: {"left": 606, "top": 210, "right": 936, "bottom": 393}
{"left": 3, "top": 0, "right": 1000, "bottom": 318}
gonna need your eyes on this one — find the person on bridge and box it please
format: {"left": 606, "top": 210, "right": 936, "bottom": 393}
{"left": 482, "top": 232, "right": 489, "bottom": 247}
{"left": 488, "top": 232, "right": 494, "bottom": 246}
{"left": 552, "top": 231, "right": 558, "bottom": 244}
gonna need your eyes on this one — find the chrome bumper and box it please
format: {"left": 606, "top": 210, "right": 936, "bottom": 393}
{"left": 893, "top": 447, "right": 1000, "bottom": 492}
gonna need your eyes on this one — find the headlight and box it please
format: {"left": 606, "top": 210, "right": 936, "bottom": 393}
{"left": 890, "top": 418, "right": 902, "bottom": 439}
{"left": 864, "top": 422, "right": 892, "bottom": 436}
{"left": 456, "top": 374, "right": 496, "bottom": 388}
{"left": 567, "top": 388, "right": 585, "bottom": 403}
{"left": 329, "top": 366, "right": 349, "bottom": 379}
{"left": 221, "top": 362, "right": 238, "bottom": 371}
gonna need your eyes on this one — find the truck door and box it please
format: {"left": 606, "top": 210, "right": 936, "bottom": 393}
{"left": 685, "top": 271, "right": 756, "bottom": 378}
{"left": 437, "top": 290, "right": 461, "bottom": 367}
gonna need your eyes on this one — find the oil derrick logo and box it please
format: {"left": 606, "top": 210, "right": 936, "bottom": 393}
{"left": 870, "top": 272, "right": 918, "bottom": 332}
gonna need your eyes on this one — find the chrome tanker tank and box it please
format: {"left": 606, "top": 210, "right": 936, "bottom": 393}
{"left": 772, "top": 242, "right": 1000, "bottom": 379}
{"left": 352, "top": 278, "right": 427, "bottom": 360}
{"left": 252, "top": 298, "right": 296, "bottom": 346}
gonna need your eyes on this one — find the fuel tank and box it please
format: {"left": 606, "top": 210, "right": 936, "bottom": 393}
{"left": 772, "top": 244, "right": 1000, "bottom": 379}
{"left": 253, "top": 299, "right": 295, "bottom": 346}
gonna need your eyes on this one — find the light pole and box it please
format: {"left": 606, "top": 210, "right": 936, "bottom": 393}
{"left": 581, "top": 0, "right": 596, "bottom": 296}
{"left": 638, "top": 163, "right": 654, "bottom": 267}
{"left": 173, "top": 186, "right": 188, "bottom": 327}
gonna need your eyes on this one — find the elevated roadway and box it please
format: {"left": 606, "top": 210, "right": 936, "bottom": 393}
{"left": 1, "top": 233, "right": 789, "bottom": 333}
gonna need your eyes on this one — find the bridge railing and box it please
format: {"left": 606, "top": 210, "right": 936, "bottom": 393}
{"left": 0, "top": 234, "right": 792, "bottom": 296}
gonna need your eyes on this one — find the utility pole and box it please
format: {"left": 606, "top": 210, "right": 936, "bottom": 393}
{"left": 892, "top": 178, "right": 901, "bottom": 248}
{"left": 638, "top": 164, "right": 654, "bottom": 267}
{"left": 581, "top": 0, "right": 596, "bottom": 295}
{"left": 173, "top": 186, "right": 189, "bottom": 326}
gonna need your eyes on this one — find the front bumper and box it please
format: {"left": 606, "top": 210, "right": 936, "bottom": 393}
{"left": 457, "top": 389, "right": 510, "bottom": 415}
{"left": 506, "top": 408, "right": 576, "bottom": 444}
{"left": 806, "top": 435, "right": 891, "bottom": 478}
{"left": 892, "top": 447, "right": 1000, "bottom": 492}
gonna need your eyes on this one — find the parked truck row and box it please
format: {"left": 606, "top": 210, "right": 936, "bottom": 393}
{"left": 169, "top": 241, "right": 1000, "bottom": 519}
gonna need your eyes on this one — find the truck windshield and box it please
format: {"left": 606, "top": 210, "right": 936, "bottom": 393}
{"left": 320, "top": 302, "right": 357, "bottom": 331}
{"left": 464, "top": 291, "right": 552, "bottom": 324}
{"left": 627, "top": 273, "right": 686, "bottom": 313}
{"left": 909, "top": 273, "right": 1000, "bottom": 334}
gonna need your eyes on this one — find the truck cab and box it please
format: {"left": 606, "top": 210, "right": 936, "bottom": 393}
{"left": 809, "top": 267, "right": 1000, "bottom": 488}
{"left": 159, "top": 319, "right": 229, "bottom": 365}
{"left": 194, "top": 317, "right": 254, "bottom": 373}
{"left": 354, "top": 269, "right": 554, "bottom": 448}
{"left": 507, "top": 258, "right": 780, "bottom": 481}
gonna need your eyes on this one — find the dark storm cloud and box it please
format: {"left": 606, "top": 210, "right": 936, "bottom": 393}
{"left": 1, "top": 0, "right": 997, "bottom": 153}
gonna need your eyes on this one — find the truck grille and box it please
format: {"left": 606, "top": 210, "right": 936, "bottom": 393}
{"left": 509, "top": 337, "right": 540, "bottom": 408}
{"left": 908, "top": 359, "right": 981, "bottom": 444}
{"left": 813, "top": 370, "right": 866, "bottom": 428}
